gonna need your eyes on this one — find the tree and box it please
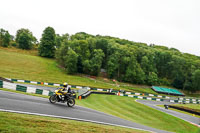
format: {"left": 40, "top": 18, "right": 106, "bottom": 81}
{"left": 89, "top": 49, "right": 105, "bottom": 75}
{"left": 39, "top": 27, "right": 56, "bottom": 58}
{"left": 191, "top": 69, "right": 200, "bottom": 92}
{"left": 18, "top": 32, "right": 32, "bottom": 49}
{"left": 55, "top": 41, "right": 70, "bottom": 66}
{"left": 147, "top": 72, "right": 158, "bottom": 86}
{"left": 54, "top": 31, "right": 200, "bottom": 89}
{"left": 0, "top": 28, "right": 11, "bottom": 47}
{"left": 64, "top": 49, "right": 78, "bottom": 74}
{"left": 107, "top": 52, "right": 120, "bottom": 78}
{"left": 125, "top": 56, "right": 145, "bottom": 84}
{"left": 55, "top": 33, "right": 69, "bottom": 48}
{"left": 15, "top": 28, "right": 36, "bottom": 49}
{"left": 141, "top": 56, "right": 149, "bottom": 74}
{"left": 55, "top": 34, "right": 62, "bottom": 48}
{"left": 154, "top": 51, "right": 172, "bottom": 77}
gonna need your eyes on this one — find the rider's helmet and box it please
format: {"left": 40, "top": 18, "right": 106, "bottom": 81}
{"left": 63, "top": 82, "right": 68, "bottom": 87}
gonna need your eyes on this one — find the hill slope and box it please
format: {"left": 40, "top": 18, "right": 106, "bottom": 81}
{"left": 0, "top": 47, "right": 157, "bottom": 94}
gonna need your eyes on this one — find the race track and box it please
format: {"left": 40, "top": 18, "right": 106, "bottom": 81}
{"left": 0, "top": 90, "right": 171, "bottom": 133}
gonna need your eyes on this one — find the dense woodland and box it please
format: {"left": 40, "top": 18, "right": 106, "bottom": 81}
{"left": 1, "top": 27, "right": 200, "bottom": 92}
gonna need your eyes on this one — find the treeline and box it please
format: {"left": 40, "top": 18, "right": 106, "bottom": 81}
{"left": 0, "top": 28, "right": 37, "bottom": 49}
{"left": 1, "top": 27, "right": 200, "bottom": 92}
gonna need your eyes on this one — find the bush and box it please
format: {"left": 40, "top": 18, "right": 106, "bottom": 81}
{"left": 11, "top": 41, "right": 17, "bottom": 47}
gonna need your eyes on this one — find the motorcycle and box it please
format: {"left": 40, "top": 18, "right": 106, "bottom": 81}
{"left": 49, "top": 88, "right": 76, "bottom": 107}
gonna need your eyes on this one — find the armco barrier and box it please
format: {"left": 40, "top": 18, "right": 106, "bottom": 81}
{"left": 80, "top": 91, "right": 92, "bottom": 99}
{"left": 79, "top": 91, "right": 116, "bottom": 99}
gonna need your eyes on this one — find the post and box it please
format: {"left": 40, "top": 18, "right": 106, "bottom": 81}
{"left": 78, "top": 96, "right": 82, "bottom": 100}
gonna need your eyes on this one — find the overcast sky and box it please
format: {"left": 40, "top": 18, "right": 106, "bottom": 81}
{"left": 1, "top": 0, "right": 200, "bottom": 56}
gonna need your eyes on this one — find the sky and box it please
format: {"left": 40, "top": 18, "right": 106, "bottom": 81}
{"left": 0, "top": 0, "right": 200, "bottom": 56}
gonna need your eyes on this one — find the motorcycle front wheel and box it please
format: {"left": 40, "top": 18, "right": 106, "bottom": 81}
{"left": 67, "top": 98, "right": 75, "bottom": 107}
{"left": 49, "top": 95, "right": 57, "bottom": 104}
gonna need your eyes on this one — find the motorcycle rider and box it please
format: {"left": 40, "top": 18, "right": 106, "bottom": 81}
{"left": 59, "top": 82, "right": 71, "bottom": 100}
{"left": 62, "top": 82, "right": 71, "bottom": 93}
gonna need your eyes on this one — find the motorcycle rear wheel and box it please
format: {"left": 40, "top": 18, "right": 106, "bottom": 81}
{"left": 49, "top": 95, "right": 57, "bottom": 104}
{"left": 67, "top": 98, "right": 75, "bottom": 107}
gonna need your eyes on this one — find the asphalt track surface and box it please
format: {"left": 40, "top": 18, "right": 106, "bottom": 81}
{"left": 0, "top": 90, "right": 171, "bottom": 133}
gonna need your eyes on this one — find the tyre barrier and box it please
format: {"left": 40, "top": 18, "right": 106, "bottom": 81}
{"left": 5, "top": 78, "right": 88, "bottom": 90}
{"left": 178, "top": 97, "right": 200, "bottom": 102}
{"left": 3, "top": 78, "right": 200, "bottom": 103}
{"left": 0, "top": 80, "right": 3, "bottom": 88}
{"left": 1, "top": 80, "right": 200, "bottom": 104}
{"left": 1, "top": 80, "right": 54, "bottom": 96}
{"left": 5, "top": 78, "right": 169, "bottom": 98}
{"left": 168, "top": 105, "right": 200, "bottom": 116}
{"left": 4, "top": 78, "right": 177, "bottom": 99}
{"left": 118, "top": 94, "right": 200, "bottom": 104}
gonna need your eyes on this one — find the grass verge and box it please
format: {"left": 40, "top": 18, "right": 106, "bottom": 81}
{"left": 0, "top": 111, "right": 146, "bottom": 133}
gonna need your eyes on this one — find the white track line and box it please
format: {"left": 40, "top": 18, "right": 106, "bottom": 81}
{"left": 0, "top": 108, "right": 154, "bottom": 133}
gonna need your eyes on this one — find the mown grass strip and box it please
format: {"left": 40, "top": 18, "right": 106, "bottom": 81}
{"left": 0, "top": 111, "right": 147, "bottom": 133}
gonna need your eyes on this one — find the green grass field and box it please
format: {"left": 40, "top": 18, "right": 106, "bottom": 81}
{"left": 0, "top": 111, "right": 147, "bottom": 133}
{"left": 0, "top": 48, "right": 104, "bottom": 87}
{"left": 76, "top": 94, "right": 200, "bottom": 133}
